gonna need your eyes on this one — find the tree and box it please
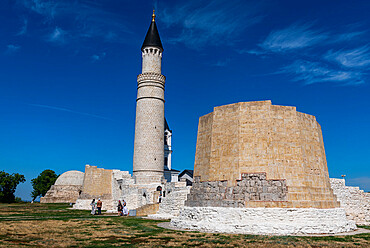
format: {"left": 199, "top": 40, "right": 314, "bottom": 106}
{"left": 0, "top": 171, "right": 26, "bottom": 203}
{"left": 31, "top": 170, "right": 59, "bottom": 201}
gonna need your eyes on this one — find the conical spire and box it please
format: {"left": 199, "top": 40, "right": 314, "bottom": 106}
{"left": 141, "top": 10, "right": 163, "bottom": 51}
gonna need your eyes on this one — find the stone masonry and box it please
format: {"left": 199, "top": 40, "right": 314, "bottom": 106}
{"left": 193, "top": 100, "right": 339, "bottom": 209}
{"left": 149, "top": 181, "right": 190, "bottom": 219}
{"left": 133, "top": 44, "right": 166, "bottom": 184}
{"left": 331, "top": 178, "right": 370, "bottom": 225}
{"left": 41, "top": 170, "right": 84, "bottom": 203}
{"left": 186, "top": 173, "right": 287, "bottom": 208}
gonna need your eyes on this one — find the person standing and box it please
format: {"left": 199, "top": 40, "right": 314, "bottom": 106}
{"left": 96, "top": 198, "right": 102, "bottom": 215}
{"left": 90, "top": 199, "right": 96, "bottom": 215}
{"left": 122, "top": 201, "right": 129, "bottom": 216}
{"left": 117, "top": 200, "right": 123, "bottom": 216}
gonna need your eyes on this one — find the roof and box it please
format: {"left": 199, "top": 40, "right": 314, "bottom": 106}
{"left": 164, "top": 168, "right": 180, "bottom": 172}
{"left": 164, "top": 118, "right": 171, "bottom": 131}
{"left": 179, "top": 169, "right": 194, "bottom": 177}
{"left": 141, "top": 18, "right": 163, "bottom": 51}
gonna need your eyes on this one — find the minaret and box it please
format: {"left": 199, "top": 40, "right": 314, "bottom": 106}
{"left": 133, "top": 11, "right": 165, "bottom": 185}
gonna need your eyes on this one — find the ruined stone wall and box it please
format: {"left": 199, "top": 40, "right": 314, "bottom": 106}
{"left": 330, "top": 178, "right": 370, "bottom": 225}
{"left": 79, "top": 165, "right": 113, "bottom": 200}
{"left": 149, "top": 181, "right": 190, "bottom": 219}
{"left": 40, "top": 170, "right": 84, "bottom": 203}
{"left": 186, "top": 173, "right": 287, "bottom": 208}
{"left": 193, "top": 101, "right": 339, "bottom": 208}
{"left": 40, "top": 185, "right": 82, "bottom": 203}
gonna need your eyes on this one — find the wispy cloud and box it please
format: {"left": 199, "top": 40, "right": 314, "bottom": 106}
{"left": 17, "top": 18, "right": 28, "bottom": 35}
{"left": 259, "top": 23, "right": 328, "bottom": 52}
{"left": 325, "top": 46, "right": 370, "bottom": 68}
{"left": 334, "top": 31, "right": 366, "bottom": 42}
{"left": 19, "top": 0, "right": 131, "bottom": 44}
{"left": 158, "top": 0, "right": 264, "bottom": 48}
{"left": 47, "top": 26, "right": 66, "bottom": 43}
{"left": 28, "top": 103, "right": 113, "bottom": 121}
{"left": 91, "top": 52, "right": 106, "bottom": 62}
{"left": 280, "top": 60, "right": 364, "bottom": 85}
{"left": 6, "top": 44, "right": 21, "bottom": 54}
{"left": 21, "top": 0, "right": 59, "bottom": 20}
{"left": 249, "top": 22, "right": 369, "bottom": 85}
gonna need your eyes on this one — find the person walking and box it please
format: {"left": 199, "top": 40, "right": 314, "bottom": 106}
{"left": 96, "top": 198, "right": 102, "bottom": 215}
{"left": 117, "top": 200, "right": 123, "bottom": 216}
{"left": 90, "top": 199, "right": 96, "bottom": 215}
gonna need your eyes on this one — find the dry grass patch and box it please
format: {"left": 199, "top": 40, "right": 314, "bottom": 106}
{"left": 0, "top": 203, "right": 369, "bottom": 247}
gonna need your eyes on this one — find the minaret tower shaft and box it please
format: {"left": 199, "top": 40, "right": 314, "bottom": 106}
{"left": 133, "top": 11, "right": 165, "bottom": 185}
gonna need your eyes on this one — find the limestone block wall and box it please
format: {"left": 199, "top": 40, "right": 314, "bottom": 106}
{"left": 171, "top": 207, "right": 356, "bottom": 235}
{"left": 186, "top": 173, "right": 287, "bottom": 208}
{"left": 149, "top": 181, "right": 190, "bottom": 219}
{"left": 40, "top": 170, "right": 84, "bottom": 203}
{"left": 194, "top": 101, "right": 339, "bottom": 208}
{"left": 40, "top": 185, "right": 82, "bottom": 203}
{"left": 330, "top": 178, "right": 370, "bottom": 225}
{"left": 79, "top": 165, "right": 113, "bottom": 200}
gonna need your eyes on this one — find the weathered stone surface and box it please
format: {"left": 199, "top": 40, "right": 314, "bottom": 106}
{"left": 40, "top": 170, "right": 84, "bottom": 203}
{"left": 185, "top": 173, "right": 287, "bottom": 207}
{"left": 171, "top": 207, "right": 357, "bottom": 235}
{"left": 193, "top": 101, "right": 339, "bottom": 209}
{"left": 331, "top": 178, "right": 370, "bottom": 225}
{"left": 149, "top": 181, "right": 190, "bottom": 219}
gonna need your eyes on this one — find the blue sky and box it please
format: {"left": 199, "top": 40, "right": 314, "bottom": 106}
{"left": 0, "top": 0, "right": 369, "bottom": 200}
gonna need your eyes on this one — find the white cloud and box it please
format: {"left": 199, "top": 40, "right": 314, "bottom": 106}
{"left": 259, "top": 23, "right": 328, "bottom": 52}
{"left": 280, "top": 60, "right": 364, "bottom": 85}
{"left": 17, "top": 18, "right": 28, "bottom": 36}
{"left": 334, "top": 31, "right": 366, "bottom": 42}
{"left": 6, "top": 44, "right": 21, "bottom": 54}
{"left": 159, "top": 0, "right": 264, "bottom": 48}
{"left": 21, "top": 0, "right": 58, "bottom": 20}
{"left": 91, "top": 52, "right": 106, "bottom": 62}
{"left": 325, "top": 46, "right": 370, "bottom": 68}
{"left": 47, "top": 26, "right": 66, "bottom": 43}
{"left": 20, "top": 0, "right": 131, "bottom": 44}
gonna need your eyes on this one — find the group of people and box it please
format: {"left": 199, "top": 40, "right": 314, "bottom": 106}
{"left": 117, "top": 200, "right": 129, "bottom": 216}
{"left": 90, "top": 198, "right": 103, "bottom": 215}
{"left": 90, "top": 198, "right": 128, "bottom": 216}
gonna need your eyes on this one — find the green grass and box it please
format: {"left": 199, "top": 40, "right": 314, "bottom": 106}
{"left": 0, "top": 203, "right": 369, "bottom": 248}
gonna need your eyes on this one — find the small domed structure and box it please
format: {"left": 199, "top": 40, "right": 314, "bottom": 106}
{"left": 55, "top": 170, "right": 84, "bottom": 186}
{"left": 40, "top": 170, "right": 84, "bottom": 203}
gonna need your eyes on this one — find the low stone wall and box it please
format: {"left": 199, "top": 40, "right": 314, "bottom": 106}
{"left": 185, "top": 173, "right": 287, "bottom": 208}
{"left": 330, "top": 178, "right": 370, "bottom": 225}
{"left": 171, "top": 207, "right": 356, "bottom": 235}
{"left": 40, "top": 185, "right": 82, "bottom": 203}
{"left": 149, "top": 182, "right": 190, "bottom": 219}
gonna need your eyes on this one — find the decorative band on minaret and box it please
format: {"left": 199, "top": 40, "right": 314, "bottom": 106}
{"left": 133, "top": 11, "right": 166, "bottom": 185}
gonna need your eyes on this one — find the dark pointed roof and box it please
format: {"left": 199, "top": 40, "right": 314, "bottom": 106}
{"left": 141, "top": 16, "right": 163, "bottom": 51}
{"left": 164, "top": 118, "right": 171, "bottom": 131}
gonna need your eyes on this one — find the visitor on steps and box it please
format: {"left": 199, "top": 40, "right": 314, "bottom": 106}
{"left": 117, "top": 200, "right": 123, "bottom": 216}
{"left": 96, "top": 198, "right": 102, "bottom": 215}
{"left": 90, "top": 199, "right": 96, "bottom": 215}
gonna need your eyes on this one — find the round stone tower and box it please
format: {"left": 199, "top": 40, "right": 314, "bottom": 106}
{"left": 133, "top": 11, "right": 165, "bottom": 185}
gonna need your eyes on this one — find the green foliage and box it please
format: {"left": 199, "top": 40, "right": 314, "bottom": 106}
{"left": 0, "top": 171, "right": 26, "bottom": 203}
{"left": 31, "top": 169, "right": 58, "bottom": 201}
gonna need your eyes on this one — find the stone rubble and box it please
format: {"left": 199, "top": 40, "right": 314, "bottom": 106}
{"left": 330, "top": 178, "right": 370, "bottom": 225}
